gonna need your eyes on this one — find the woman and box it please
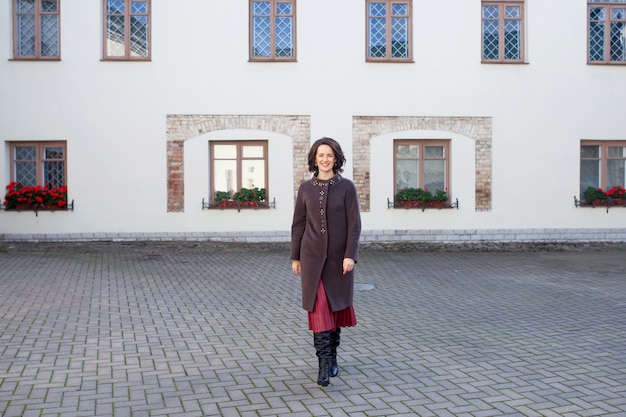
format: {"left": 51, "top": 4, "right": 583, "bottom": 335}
{"left": 290, "top": 137, "right": 362, "bottom": 387}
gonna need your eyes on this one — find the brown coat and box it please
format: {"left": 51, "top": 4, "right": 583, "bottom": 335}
{"left": 290, "top": 175, "right": 362, "bottom": 312}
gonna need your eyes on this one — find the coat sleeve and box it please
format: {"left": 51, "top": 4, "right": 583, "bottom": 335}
{"left": 344, "top": 181, "right": 361, "bottom": 262}
{"left": 290, "top": 183, "right": 306, "bottom": 260}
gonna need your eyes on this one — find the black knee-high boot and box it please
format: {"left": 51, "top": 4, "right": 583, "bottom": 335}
{"left": 313, "top": 331, "right": 332, "bottom": 386}
{"left": 329, "top": 328, "right": 341, "bottom": 377}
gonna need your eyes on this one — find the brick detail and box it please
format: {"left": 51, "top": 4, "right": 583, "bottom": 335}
{"left": 166, "top": 115, "right": 311, "bottom": 212}
{"left": 352, "top": 116, "right": 492, "bottom": 212}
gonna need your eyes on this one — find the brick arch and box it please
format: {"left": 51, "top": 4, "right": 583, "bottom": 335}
{"left": 166, "top": 114, "right": 310, "bottom": 212}
{"left": 352, "top": 116, "right": 492, "bottom": 212}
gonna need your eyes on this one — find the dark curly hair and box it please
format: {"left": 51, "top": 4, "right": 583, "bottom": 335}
{"left": 307, "top": 137, "right": 346, "bottom": 176}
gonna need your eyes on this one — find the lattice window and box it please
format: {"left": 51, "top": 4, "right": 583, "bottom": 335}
{"left": 250, "top": 0, "right": 296, "bottom": 61}
{"left": 13, "top": 0, "right": 60, "bottom": 59}
{"left": 10, "top": 142, "right": 67, "bottom": 188}
{"left": 394, "top": 140, "right": 449, "bottom": 196}
{"left": 588, "top": 1, "right": 626, "bottom": 64}
{"left": 581, "top": 141, "right": 626, "bottom": 197}
{"left": 366, "top": 0, "right": 412, "bottom": 62}
{"left": 481, "top": 1, "right": 524, "bottom": 63}
{"left": 103, "top": 0, "right": 150, "bottom": 60}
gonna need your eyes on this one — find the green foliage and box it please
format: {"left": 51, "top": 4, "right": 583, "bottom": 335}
{"left": 434, "top": 189, "right": 448, "bottom": 203}
{"left": 214, "top": 190, "right": 232, "bottom": 203}
{"left": 394, "top": 187, "right": 435, "bottom": 204}
{"left": 583, "top": 186, "right": 606, "bottom": 202}
{"left": 233, "top": 187, "right": 266, "bottom": 202}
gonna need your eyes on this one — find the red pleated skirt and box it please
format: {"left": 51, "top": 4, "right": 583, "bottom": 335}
{"left": 308, "top": 278, "right": 357, "bottom": 332}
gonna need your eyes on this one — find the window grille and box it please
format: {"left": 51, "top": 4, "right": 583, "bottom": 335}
{"left": 210, "top": 141, "right": 269, "bottom": 203}
{"left": 580, "top": 141, "right": 626, "bottom": 197}
{"left": 10, "top": 142, "right": 66, "bottom": 188}
{"left": 103, "top": 0, "right": 150, "bottom": 60}
{"left": 13, "top": 0, "right": 60, "bottom": 59}
{"left": 588, "top": 1, "right": 626, "bottom": 63}
{"left": 481, "top": 1, "right": 524, "bottom": 63}
{"left": 367, "top": 0, "right": 412, "bottom": 62}
{"left": 250, "top": 0, "right": 296, "bottom": 61}
{"left": 394, "top": 140, "right": 449, "bottom": 196}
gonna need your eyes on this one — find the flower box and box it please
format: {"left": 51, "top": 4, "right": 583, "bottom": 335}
{"left": 3, "top": 182, "right": 70, "bottom": 215}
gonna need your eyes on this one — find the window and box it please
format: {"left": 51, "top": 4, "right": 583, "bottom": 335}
{"left": 366, "top": 0, "right": 412, "bottom": 62}
{"left": 588, "top": 1, "right": 626, "bottom": 64}
{"left": 103, "top": 0, "right": 150, "bottom": 60}
{"left": 482, "top": 1, "right": 524, "bottom": 63}
{"left": 210, "top": 141, "right": 268, "bottom": 202}
{"left": 394, "top": 140, "right": 449, "bottom": 196}
{"left": 250, "top": 0, "right": 296, "bottom": 61}
{"left": 9, "top": 141, "right": 67, "bottom": 187}
{"left": 580, "top": 141, "right": 626, "bottom": 197}
{"left": 13, "top": 0, "right": 60, "bottom": 59}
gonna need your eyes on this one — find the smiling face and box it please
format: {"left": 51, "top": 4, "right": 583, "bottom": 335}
{"left": 315, "top": 144, "right": 336, "bottom": 179}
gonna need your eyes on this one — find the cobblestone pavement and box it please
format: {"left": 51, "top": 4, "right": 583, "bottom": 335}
{"left": 1, "top": 242, "right": 625, "bottom": 417}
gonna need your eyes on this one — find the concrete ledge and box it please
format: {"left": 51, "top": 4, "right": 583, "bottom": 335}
{"left": 1, "top": 228, "right": 625, "bottom": 245}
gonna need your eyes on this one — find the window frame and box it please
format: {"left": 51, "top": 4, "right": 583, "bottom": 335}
{"left": 102, "top": 0, "right": 151, "bottom": 61}
{"left": 587, "top": 1, "right": 626, "bottom": 64}
{"left": 365, "top": 0, "right": 413, "bottom": 63}
{"left": 393, "top": 139, "right": 450, "bottom": 197}
{"left": 481, "top": 0, "right": 525, "bottom": 64}
{"left": 209, "top": 140, "right": 269, "bottom": 204}
{"left": 12, "top": 0, "right": 61, "bottom": 60}
{"left": 580, "top": 140, "right": 626, "bottom": 197}
{"left": 9, "top": 141, "right": 67, "bottom": 187}
{"left": 249, "top": 0, "right": 297, "bottom": 62}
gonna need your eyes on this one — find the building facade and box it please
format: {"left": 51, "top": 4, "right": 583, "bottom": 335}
{"left": 1, "top": 0, "right": 626, "bottom": 243}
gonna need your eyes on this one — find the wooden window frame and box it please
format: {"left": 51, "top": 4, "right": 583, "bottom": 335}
{"left": 249, "top": 0, "right": 297, "bottom": 62}
{"left": 580, "top": 140, "right": 626, "bottom": 196}
{"left": 9, "top": 141, "right": 67, "bottom": 187}
{"left": 209, "top": 141, "right": 269, "bottom": 204}
{"left": 393, "top": 139, "right": 450, "bottom": 196}
{"left": 102, "top": 0, "right": 151, "bottom": 61}
{"left": 12, "top": 0, "right": 61, "bottom": 60}
{"left": 481, "top": 0, "right": 525, "bottom": 64}
{"left": 366, "top": 0, "right": 413, "bottom": 63}
{"left": 587, "top": 1, "right": 626, "bottom": 64}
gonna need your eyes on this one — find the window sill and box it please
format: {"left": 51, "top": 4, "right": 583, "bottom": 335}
{"left": 202, "top": 198, "right": 276, "bottom": 212}
{"left": 2, "top": 200, "right": 75, "bottom": 216}
{"left": 574, "top": 197, "right": 625, "bottom": 213}
{"left": 388, "top": 198, "right": 459, "bottom": 212}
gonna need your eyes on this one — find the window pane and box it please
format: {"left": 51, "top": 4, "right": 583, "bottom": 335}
{"left": 608, "top": 145, "right": 626, "bottom": 157}
{"left": 424, "top": 146, "right": 444, "bottom": 158}
{"left": 391, "top": 17, "right": 408, "bottom": 58}
{"left": 214, "top": 144, "right": 237, "bottom": 159}
{"left": 396, "top": 160, "right": 418, "bottom": 191}
{"left": 589, "top": 7, "right": 606, "bottom": 61}
{"left": 275, "top": 16, "right": 293, "bottom": 57}
{"left": 424, "top": 160, "right": 445, "bottom": 192}
{"left": 130, "top": 15, "right": 149, "bottom": 57}
{"left": 15, "top": 145, "right": 36, "bottom": 160}
{"left": 43, "top": 161, "right": 64, "bottom": 187}
{"left": 213, "top": 160, "right": 237, "bottom": 193}
{"left": 253, "top": 16, "right": 271, "bottom": 57}
{"left": 18, "top": 14, "right": 36, "bottom": 56}
{"left": 106, "top": 16, "right": 126, "bottom": 57}
{"left": 41, "top": 0, "right": 57, "bottom": 12}
{"left": 483, "top": 20, "right": 499, "bottom": 60}
{"left": 15, "top": 162, "right": 37, "bottom": 185}
{"left": 131, "top": 1, "right": 147, "bottom": 13}
{"left": 242, "top": 160, "right": 266, "bottom": 190}
{"left": 581, "top": 145, "right": 600, "bottom": 158}
{"left": 580, "top": 159, "right": 600, "bottom": 196}
{"left": 17, "top": 0, "right": 35, "bottom": 13}
{"left": 43, "top": 146, "right": 63, "bottom": 159}
{"left": 607, "top": 160, "right": 625, "bottom": 187}
{"left": 40, "top": 14, "right": 59, "bottom": 56}
{"left": 504, "top": 19, "right": 521, "bottom": 59}
{"left": 610, "top": 14, "right": 626, "bottom": 61}
{"left": 396, "top": 144, "right": 418, "bottom": 158}
{"left": 107, "top": 0, "right": 125, "bottom": 14}
{"left": 242, "top": 145, "right": 264, "bottom": 158}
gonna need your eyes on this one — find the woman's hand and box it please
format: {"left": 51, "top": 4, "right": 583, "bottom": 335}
{"left": 343, "top": 258, "right": 355, "bottom": 275}
{"left": 292, "top": 260, "right": 301, "bottom": 276}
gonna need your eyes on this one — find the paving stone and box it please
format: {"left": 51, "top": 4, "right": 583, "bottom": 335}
{"left": 1, "top": 242, "right": 625, "bottom": 416}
